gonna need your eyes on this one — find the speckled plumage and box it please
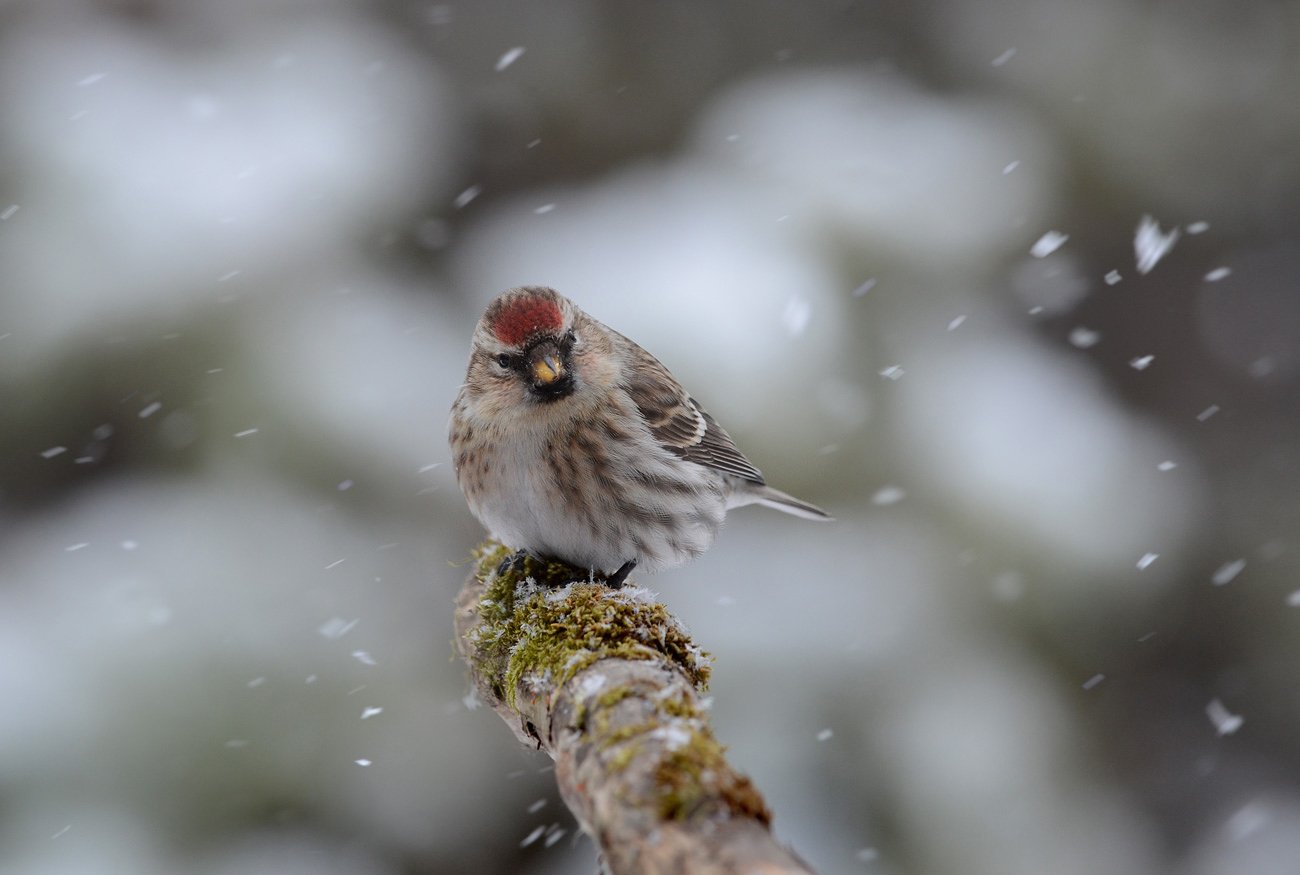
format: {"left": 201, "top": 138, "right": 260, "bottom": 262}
{"left": 449, "top": 286, "right": 830, "bottom": 577}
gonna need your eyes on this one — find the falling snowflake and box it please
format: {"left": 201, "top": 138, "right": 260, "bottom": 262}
{"left": 1134, "top": 215, "right": 1180, "bottom": 274}
{"left": 871, "top": 486, "right": 906, "bottom": 506}
{"left": 454, "top": 185, "right": 482, "bottom": 209}
{"left": 1030, "top": 230, "right": 1069, "bottom": 258}
{"left": 496, "top": 46, "right": 526, "bottom": 71}
{"left": 1206, "top": 699, "right": 1243, "bottom": 736}
{"left": 1069, "top": 327, "right": 1100, "bottom": 349}
{"left": 851, "top": 278, "right": 877, "bottom": 298}
{"left": 1211, "top": 560, "right": 1245, "bottom": 586}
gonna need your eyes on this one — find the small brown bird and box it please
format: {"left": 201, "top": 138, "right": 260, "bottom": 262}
{"left": 449, "top": 286, "right": 830, "bottom": 586}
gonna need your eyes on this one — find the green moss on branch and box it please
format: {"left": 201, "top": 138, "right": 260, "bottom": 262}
{"left": 465, "top": 541, "right": 710, "bottom": 711}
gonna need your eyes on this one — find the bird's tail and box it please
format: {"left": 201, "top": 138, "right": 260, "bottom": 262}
{"left": 737, "top": 483, "right": 833, "bottom": 521}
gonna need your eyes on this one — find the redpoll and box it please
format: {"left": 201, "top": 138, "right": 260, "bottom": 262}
{"left": 449, "top": 286, "right": 830, "bottom": 586}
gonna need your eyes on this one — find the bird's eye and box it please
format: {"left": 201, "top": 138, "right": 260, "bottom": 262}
{"left": 564, "top": 330, "right": 577, "bottom": 347}
{"left": 495, "top": 353, "right": 514, "bottom": 369}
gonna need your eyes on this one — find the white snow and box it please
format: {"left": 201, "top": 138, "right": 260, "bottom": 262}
{"left": 453, "top": 185, "right": 481, "bottom": 209}
{"left": 991, "top": 48, "right": 1017, "bottom": 66}
{"left": 1157, "top": 461, "right": 1177, "bottom": 472}
{"left": 0, "top": 204, "right": 19, "bottom": 220}
{"left": 816, "top": 728, "right": 834, "bottom": 741}
{"left": 651, "top": 721, "right": 694, "bottom": 751}
{"left": 495, "top": 46, "right": 526, "bottom": 72}
{"left": 1069, "top": 327, "right": 1100, "bottom": 349}
{"left": 1134, "top": 215, "right": 1180, "bottom": 274}
{"left": 1224, "top": 801, "right": 1271, "bottom": 842}
{"left": 1211, "top": 559, "right": 1245, "bottom": 586}
{"left": 1129, "top": 355, "right": 1155, "bottom": 371}
{"left": 878, "top": 365, "right": 905, "bottom": 380}
{"left": 519, "top": 825, "right": 546, "bottom": 848}
{"left": 852, "top": 278, "right": 877, "bottom": 297}
{"left": 1082, "top": 674, "right": 1106, "bottom": 690}
{"left": 1030, "top": 230, "right": 1069, "bottom": 258}
{"left": 1196, "top": 405, "right": 1220, "bottom": 422}
{"left": 1206, "top": 699, "right": 1243, "bottom": 736}
{"left": 319, "top": 617, "right": 359, "bottom": 639}
{"left": 1104, "top": 270, "right": 1122, "bottom": 285}
{"left": 871, "top": 486, "right": 906, "bottom": 506}
{"left": 233, "top": 428, "right": 259, "bottom": 438}
{"left": 1204, "top": 266, "right": 1232, "bottom": 282}
{"left": 40, "top": 446, "right": 68, "bottom": 459}
{"left": 138, "top": 401, "right": 162, "bottom": 418}
{"left": 351, "top": 650, "right": 377, "bottom": 666}
{"left": 361, "top": 706, "right": 383, "bottom": 720}
{"left": 1136, "top": 552, "right": 1159, "bottom": 570}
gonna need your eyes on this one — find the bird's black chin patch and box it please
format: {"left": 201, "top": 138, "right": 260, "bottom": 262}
{"left": 528, "top": 374, "right": 575, "bottom": 402}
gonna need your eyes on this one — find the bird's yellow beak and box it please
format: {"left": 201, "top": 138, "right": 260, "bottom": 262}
{"left": 532, "top": 354, "right": 564, "bottom": 385}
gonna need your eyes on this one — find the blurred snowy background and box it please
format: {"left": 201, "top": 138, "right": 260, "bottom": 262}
{"left": 1, "top": 1, "right": 1298, "bottom": 873}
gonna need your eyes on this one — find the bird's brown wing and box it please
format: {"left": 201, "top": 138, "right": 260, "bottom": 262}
{"left": 620, "top": 336, "right": 766, "bottom": 484}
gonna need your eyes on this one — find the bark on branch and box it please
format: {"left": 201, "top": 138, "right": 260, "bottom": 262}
{"left": 454, "top": 541, "right": 816, "bottom": 875}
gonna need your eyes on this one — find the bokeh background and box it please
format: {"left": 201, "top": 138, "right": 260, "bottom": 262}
{"left": 2, "top": 1, "right": 1298, "bottom": 873}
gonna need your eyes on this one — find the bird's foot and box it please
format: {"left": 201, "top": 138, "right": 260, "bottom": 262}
{"left": 497, "top": 549, "right": 636, "bottom": 589}
{"left": 495, "top": 549, "right": 529, "bottom": 578}
{"left": 603, "top": 559, "right": 637, "bottom": 589}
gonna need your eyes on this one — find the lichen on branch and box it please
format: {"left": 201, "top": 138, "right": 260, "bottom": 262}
{"left": 465, "top": 541, "right": 710, "bottom": 710}
{"left": 454, "top": 539, "right": 816, "bottom": 875}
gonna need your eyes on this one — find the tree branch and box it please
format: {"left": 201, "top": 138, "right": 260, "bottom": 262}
{"left": 454, "top": 541, "right": 817, "bottom": 875}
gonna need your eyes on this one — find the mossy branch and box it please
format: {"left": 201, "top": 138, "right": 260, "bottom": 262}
{"left": 454, "top": 540, "right": 817, "bottom": 875}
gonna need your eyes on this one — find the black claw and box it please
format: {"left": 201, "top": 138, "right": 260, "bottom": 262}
{"left": 604, "top": 559, "right": 637, "bottom": 589}
{"left": 496, "top": 549, "right": 528, "bottom": 578}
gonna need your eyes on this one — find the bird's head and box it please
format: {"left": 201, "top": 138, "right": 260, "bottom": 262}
{"left": 468, "top": 286, "right": 582, "bottom": 404}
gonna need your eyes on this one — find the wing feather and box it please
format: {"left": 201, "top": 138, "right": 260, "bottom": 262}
{"left": 620, "top": 337, "right": 765, "bottom": 484}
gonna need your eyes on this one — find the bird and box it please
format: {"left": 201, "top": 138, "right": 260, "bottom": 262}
{"left": 449, "top": 286, "right": 831, "bottom": 587}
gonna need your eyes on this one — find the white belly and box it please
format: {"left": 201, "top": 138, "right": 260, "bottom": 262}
{"left": 470, "top": 418, "right": 726, "bottom": 574}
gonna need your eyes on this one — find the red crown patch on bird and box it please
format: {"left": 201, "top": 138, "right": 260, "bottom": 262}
{"left": 490, "top": 295, "right": 564, "bottom": 346}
